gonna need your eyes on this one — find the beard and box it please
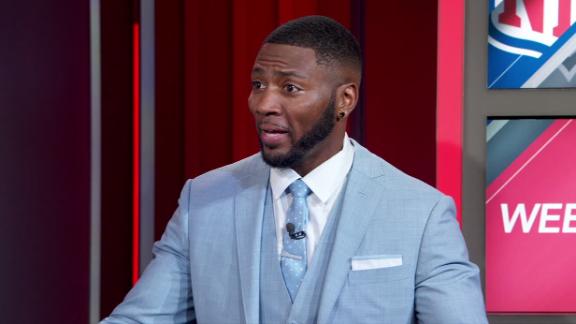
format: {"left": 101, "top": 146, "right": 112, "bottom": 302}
{"left": 260, "top": 94, "right": 336, "bottom": 169}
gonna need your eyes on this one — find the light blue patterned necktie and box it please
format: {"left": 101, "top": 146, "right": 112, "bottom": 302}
{"left": 281, "top": 179, "right": 311, "bottom": 301}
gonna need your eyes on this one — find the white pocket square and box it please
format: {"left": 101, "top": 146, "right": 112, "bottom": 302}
{"left": 351, "top": 254, "right": 403, "bottom": 271}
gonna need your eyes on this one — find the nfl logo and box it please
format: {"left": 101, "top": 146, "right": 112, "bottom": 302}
{"left": 488, "top": 0, "right": 576, "bottom": 88}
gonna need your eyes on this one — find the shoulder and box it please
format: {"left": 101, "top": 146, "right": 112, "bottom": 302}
{"left": 192, "top": 152, "right": 266, "bottom": 184}
{"left": 180, "top": 152, "right": 268, "bottom": 200}
{"left": 351, "top": 141, "right": 446, "bottom": 203}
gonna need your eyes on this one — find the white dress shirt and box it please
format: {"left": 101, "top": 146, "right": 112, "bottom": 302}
{"left": 269, "top": 134, "right": 355, "bottom": 264}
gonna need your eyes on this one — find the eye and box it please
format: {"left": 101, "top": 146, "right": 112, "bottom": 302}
{"left": 284, "top": 83, "right": 301, "bottom": 93}
{"left": 252, "top": 80, "right": 265, "bottom": 90}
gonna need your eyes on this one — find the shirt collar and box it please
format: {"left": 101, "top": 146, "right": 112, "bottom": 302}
{"left": 270, "top": 133, "right": 355, "bottom": 203}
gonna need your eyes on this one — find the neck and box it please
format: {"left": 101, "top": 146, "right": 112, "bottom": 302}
{"left": 292, "top": 133, "right": 345, "bottom": 176}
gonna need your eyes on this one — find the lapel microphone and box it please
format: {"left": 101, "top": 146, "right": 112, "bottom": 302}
{"left": 286, "top": 223, "right": 306, "bottom": 240}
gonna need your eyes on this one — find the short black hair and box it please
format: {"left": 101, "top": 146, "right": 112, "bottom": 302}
{"left": 265, "top": 15, "right": 362, "bottom": 72}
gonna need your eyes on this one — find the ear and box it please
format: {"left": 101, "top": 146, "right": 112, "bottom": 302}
{"left": 335, "top": 82, "right": 359, "bottom": 118}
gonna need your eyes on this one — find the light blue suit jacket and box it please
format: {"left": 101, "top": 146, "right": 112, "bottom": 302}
{"left": 102, "top": 141, "right": 488, "bottom": 323}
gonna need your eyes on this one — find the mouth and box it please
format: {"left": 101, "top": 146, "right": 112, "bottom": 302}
{"left": 259, "top": 124, "right": 290, "bottom": 147}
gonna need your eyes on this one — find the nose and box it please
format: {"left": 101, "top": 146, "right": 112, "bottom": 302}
{"left": 249, "top": 89, "right": 281, "bottom": 116}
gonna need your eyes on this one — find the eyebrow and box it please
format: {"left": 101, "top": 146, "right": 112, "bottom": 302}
{"left": 251, "top": 67, "right": 307, "bottom": 79}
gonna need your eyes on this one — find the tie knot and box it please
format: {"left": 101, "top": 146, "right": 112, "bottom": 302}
{"left": 288, "top": 179, "right": 311, "bottom": 198}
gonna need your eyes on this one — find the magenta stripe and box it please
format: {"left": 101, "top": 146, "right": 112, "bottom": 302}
{"left": 436, "top": 0, "right": 465, "bottom": 224}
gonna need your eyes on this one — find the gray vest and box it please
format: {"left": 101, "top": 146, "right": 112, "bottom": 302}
{"left": 260, "top": 185, "right": 345, "bottom": 324}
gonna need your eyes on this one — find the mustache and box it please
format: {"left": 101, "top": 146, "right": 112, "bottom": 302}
{"left": 257, "top": 121, "right": 290, "bottom": 133}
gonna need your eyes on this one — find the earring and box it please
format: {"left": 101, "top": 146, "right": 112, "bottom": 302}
{"left": 336, "top": 111, "right": 345, "bottom": 121}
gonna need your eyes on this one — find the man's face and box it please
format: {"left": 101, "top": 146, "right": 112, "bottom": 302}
{"left": 249, "top": 43, "right": 343, "bottom": 175}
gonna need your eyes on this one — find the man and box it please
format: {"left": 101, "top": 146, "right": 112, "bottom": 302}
{"left": 103, "top": 16, "right": 487, "bottom": 323}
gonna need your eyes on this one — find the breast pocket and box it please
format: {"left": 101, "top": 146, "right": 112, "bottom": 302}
{"left": 348, "top": 265, "right": 410, "bottom": 285}
{"left": 333, "top": 261, "right": 414, "bottom": 324}
{"left": 348, "top": 255, "right": 410, "bottom": 285}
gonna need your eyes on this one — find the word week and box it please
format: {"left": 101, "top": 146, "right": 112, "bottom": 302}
{"left": 501, "top": 203, "right": 576, "bottom": 233}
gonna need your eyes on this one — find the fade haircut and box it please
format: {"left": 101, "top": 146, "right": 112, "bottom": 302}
{"left": 264, "top": 15, "right": 362, "bottom": 73}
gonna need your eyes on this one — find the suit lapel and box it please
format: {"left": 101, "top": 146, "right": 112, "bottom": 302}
{"left": 317, "top": 143, "right": 388, "bottom": 323}
{"left": 234, "top": 160, "right": 270, "bottom": 324}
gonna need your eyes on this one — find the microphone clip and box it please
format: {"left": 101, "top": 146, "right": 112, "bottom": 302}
{"left": 286, "top": 223, "right": 307, "bottom": 240}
